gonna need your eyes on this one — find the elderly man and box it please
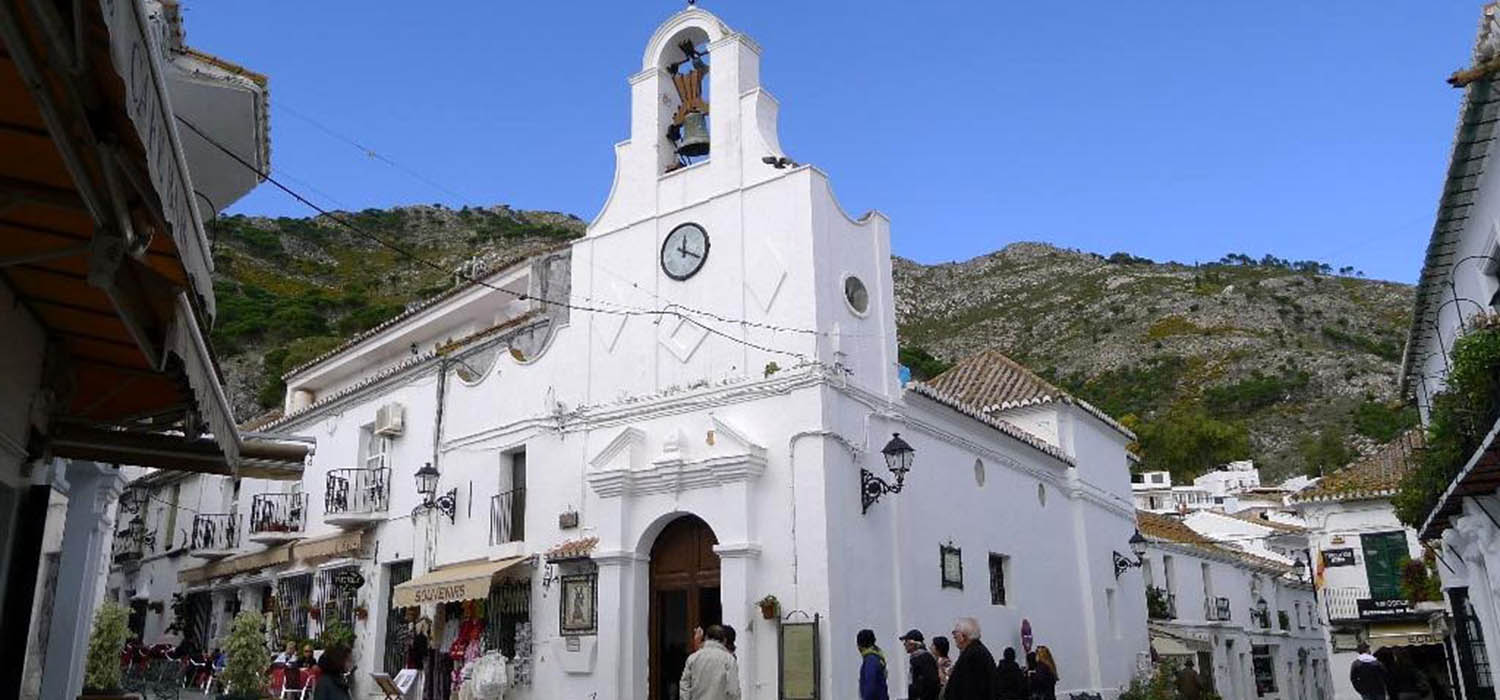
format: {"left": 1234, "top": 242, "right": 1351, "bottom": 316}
{"left": 681, "top": 625, "right": 741, "bottom": 700}
{"left": 944, "top": 617, "right": 997, "bottom": 700}
{"left": 899, "top": 629, "right": 941, "bottom": 700}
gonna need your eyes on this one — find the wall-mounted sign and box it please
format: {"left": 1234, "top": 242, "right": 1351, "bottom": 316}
{"left": 940, "top": 543, "right": 964, "bottom": 590}
{"left": 559, "top": 573, "right": 597, "bottom": 636}
{"left": 1322, "top": 549, "right": 1356, "bottom": 567}
{"left": 1357, "top": 599, "right": 1413, "bottom": 620}
{"left": 780, "top": 614, "right": 821, "bottom": 700}
{"left": 331, "top": 569, "right": 365, "bottom": 591}
{"left": 1021, "top": 619, "right": 1033, "bottom": 654}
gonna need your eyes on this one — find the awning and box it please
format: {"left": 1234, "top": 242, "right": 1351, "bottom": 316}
{"left": 392, "top": 557, "right": 528, "bottom": 607}
{"left": 1149, "top": 625, "right": 1212, "bottom": 656}
{"left": 180, "top": 544, "right": 291, "bottom": 584}
{"left": 1368, "top": 620, "right": 1444, "bottom": 651}
{"left": 48, "top": 423, "right": 310, "bottom": 481}
{"left": 294, "top": 531, "right": 364, "bottom": 561}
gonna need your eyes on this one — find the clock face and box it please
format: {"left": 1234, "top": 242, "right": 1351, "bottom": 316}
{"left": 661, "top": 223, "right": 710, "bottom": 280}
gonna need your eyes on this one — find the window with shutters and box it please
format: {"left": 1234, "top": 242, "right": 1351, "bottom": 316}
{"left": 1360, "top": 531, "right": 1409, "bottom": 600}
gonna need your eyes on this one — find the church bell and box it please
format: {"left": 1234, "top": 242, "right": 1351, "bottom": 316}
{"left": 676, "top": 111, "right": 710, "bottom": 158}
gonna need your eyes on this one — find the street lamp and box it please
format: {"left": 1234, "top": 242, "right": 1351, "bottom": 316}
{"left": 1114, "top": 530, "right": 1148, "bottom": 579}
{"left": 412, "top": 462, "right": 457, "bottom": 523}
{"left": 861, "top": 433, "right": 915, "bottom": 514}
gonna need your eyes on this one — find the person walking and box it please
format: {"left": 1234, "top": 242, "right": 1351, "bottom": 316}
{"left": 996, "top": 647, "right": 1028, "bottom": 700}
{"left": 944, "top": 618, "right": 997, "bottom": 700}
{"left": 1028, "top": 646, "right": 1059, "bottom": 700}
{"left": 311, "top": 645, "right": 353, "bottom": 700}
{"left": 1351, "top": 643, "right": 1389, "bottom": 700}
{"left": 899, "top": 629, "right": 942, "bottom": 700}
{"left": 1176, "top": 659, "right": 1204, "bottom": 700}
{"left": 680, "top": 625, "right": 742, "bottom": 700}
{"left": 858, "top": 629, "right": 890, "bottom": 700}
{"left": 931, "top": 636, "right": 953, "bottom": 688}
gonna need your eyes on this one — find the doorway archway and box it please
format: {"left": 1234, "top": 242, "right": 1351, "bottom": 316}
{"left": 648, "top": 514, "right": 721, "bottom": 700}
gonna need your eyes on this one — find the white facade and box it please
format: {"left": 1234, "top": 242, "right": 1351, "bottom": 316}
{"left": 1140, "top": 515, "right": 1328, "bottom": 700}
{"left": 1291, "top": 492, "right": 1453, "bottom": 700}
{"left": 105, "top": 8, "right": 1150, "bottom": 700}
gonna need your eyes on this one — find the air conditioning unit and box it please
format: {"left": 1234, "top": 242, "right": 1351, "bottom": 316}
{"left": 374, "top": 403, "right": 405, "bottom": 437}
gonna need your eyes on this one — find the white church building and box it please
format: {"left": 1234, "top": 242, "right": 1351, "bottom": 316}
{"left": 102, "top": 8, "right": 1149, "bottom": 699}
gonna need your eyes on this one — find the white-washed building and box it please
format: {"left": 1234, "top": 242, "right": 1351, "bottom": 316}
{"left": 1137, "top": 512, "right": 1329, "bottom": 700}
{"left": 105, "top": 8, "right": 1151, "bottom": 700}
{"left": 1287, "top": 435, "right": 1455, "bottom": 700}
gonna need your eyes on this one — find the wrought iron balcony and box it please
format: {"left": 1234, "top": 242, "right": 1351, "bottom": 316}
{"left": 489, "top": 488, "right": 526, "bottom": 545}
{"left": 111, "top": 529, "right": 146, "bottom": 566}
{"left": 189, "top": 513, "right": 238, "bottom": 558}
{"left": 325, "top": 467, "right": 390, "bottom": 528}
{"left": 248, "top": 492, "right": 307, "bottom": 544}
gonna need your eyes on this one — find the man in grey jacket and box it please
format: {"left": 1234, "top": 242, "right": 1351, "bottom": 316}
{"left": 681, "top": 625, "right": 741, "bottom": 700}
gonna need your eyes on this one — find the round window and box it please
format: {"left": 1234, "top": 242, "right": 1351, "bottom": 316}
{"left": 1037, "top": 483, "right": 1047, "bottom": 507}
{"left": 844, "top": 275, "right": 869, "bottom": 315}
{"left": 973, "top": 458, "right": 986, "bottom": 487}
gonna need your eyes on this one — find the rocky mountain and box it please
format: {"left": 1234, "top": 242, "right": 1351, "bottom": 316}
{"left": 894, "top": 243, "right": 1415, "bottom": 480}
{"left": 207, "top": 208, "right": 1415, "bottom": 481}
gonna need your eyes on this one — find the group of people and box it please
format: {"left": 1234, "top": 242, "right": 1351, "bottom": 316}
{"left": 1350, "top": 643, "right": 1441, "bottom": 700}
{"left": 261, "top": 639, "right": 355, "bottom": 700}
{"left": 678, "top": 624, "right": 743, "bottom": 699}
{"left": 860, "top": 618, "right": 1060, "bottom": 700}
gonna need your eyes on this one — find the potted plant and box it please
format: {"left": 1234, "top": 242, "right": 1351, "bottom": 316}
{"left": 354, "top": 604, "right": 368, "bottom": 620}
{"left": 756, "top": 594, "right": 780, "bottom": 620}
{"left": 80, "top": 601, "right": 130, "bottom": 699}
{"left": 305, "top": 604, "right": 321, "bottom": 621}
{"left": 220, "top": 611, "right": 267, "bottom": 700}
{"left": 320, "top": 620, "right": 355, "bottom": 650}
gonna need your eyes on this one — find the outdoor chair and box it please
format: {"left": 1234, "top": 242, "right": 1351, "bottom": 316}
{"left": 280, "top": 666, "right": 310, "bottom": 699}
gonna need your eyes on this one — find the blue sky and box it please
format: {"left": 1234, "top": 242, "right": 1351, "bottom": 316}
{"left": 189, "top": 2, "right": 1482, "bottom": 283}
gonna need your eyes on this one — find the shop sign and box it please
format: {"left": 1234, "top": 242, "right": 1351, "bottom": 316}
{"left": 1322, "top": 549, "right": 1356, "bottom": 567}
{"left": 332, "top": 569, "right": 365, "bottom": 592}
{"left": 1357, "top": 599, "right": 1412, "bottom": 619}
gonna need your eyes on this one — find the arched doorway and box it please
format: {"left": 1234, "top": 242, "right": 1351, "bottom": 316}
{"left": 648, "top": 515, "right": 721, "bottom": 700}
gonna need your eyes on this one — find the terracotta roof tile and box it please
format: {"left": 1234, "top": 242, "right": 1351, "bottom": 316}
{"left": 926, "top": 349, "right": 1135, "bottom": 440}
{"left": 1138, "top": 511, "right": 1293, "bottom": 574}
{"left": 546, "top": 537, "right": 598, "bottom": 562}
{"left": 1289, "top": 431, "right": 1423, "bottom": 504}
{"left": 905, "top": 382, "right": 1076, "bottom": 466}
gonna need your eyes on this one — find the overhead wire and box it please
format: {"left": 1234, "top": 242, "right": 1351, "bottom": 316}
{"left": 176, "top": 115, "right": 816, "bottom": 362}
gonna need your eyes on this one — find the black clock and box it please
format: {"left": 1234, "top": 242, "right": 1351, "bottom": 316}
{"left": 661, "top": 223, "right": 710, "bottom": 280}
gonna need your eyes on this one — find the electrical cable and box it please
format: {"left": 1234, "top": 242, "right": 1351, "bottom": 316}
{"left": 176, "top": 115, "right": 816, "bottom": 362}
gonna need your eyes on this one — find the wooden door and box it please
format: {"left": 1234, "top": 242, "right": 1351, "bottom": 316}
{"left": 648, "top": 516, "right": 721, "bottom": 700}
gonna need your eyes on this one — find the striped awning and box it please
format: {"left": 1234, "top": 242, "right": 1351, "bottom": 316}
{"left": 294, "top": 530, "right": 363, "bottom": 561}
{"left": 391, "top": 557, "right": 527, "bottom": 607}
{"left": 180, "top": 545, "right": 291, "bottom": 584}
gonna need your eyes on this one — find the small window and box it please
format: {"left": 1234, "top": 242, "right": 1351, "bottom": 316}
{"left": 843, "top": 275, "right": 869, "bottom": 315}
{"left": 989, "top": 553, "right": 1009, "bottom": 605}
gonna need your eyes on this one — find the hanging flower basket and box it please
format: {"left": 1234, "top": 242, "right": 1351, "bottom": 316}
{"left": 355, "top": 606, "right": 369, "bottom": 620}
{"left": 756, "top": 595, "right": 780, "bottom": 620}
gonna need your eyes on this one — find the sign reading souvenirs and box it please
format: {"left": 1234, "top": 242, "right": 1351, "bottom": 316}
{"left": 1357, "top": 599, "right": 1413, "bottom": 619}
{"left": 779, "top": 613, "right": 820, "bottom": 700}
{"left": 332, "top": 569, "right": 365, "bottom": 592}
{"left": 1322, "top": 549, "right": 1357, "bottom": 567}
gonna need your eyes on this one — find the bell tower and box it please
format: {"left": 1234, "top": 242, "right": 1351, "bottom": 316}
{"left": 577, "top": 7, "right": 900, "bottom": 403}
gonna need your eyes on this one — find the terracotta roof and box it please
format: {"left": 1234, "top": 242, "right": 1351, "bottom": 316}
{"left": 1138, "top": 511, "right": 1292, "bottom": 575}
{"left": 925, "top": 349, "right": 1135, "bottom": 440}
{"left": 1288, "top": 431, "right": 1423, "bottom": 504}
{"left": 1229, "top": 512, "right": 1307, "bottom": 534}
{"left": 546, "top": 537, "right": 598, "bottom": 562}
{"left": 905, "top": 382, "right": 1075, "bottom": 466}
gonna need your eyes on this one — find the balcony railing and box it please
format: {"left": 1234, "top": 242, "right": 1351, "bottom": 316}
{"left": 249, "top": 493, "right": 306, "bottom": 543}
{"left": 1147, "top": 587, "right": 1177, "bottom": 620}
{"left": 1205, "top": 596, "right": 1232, "bottom": 622}
{"left": 325, "top": 468, "right": 390, "bottom": 525}
{"left": 112, "top": 530, "right": 146, "bottom": 565}
{"left": 189, "top": 513, "right": 238, "bottom": 556}
{"left": 1324, "top": 586, "right": 1370, "bottom": 621}
{"left": 489, "top": 488, "right": 526, "bottom": 545}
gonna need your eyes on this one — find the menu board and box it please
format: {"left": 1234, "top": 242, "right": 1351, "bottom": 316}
{"left": 780, "top": 615, "right": 820, "bottom": 699}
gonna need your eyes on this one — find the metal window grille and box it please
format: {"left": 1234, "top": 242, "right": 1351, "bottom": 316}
{"left": 490, "top": 488, "right": 526, "bottom": 544}
{"left": 988, "top": 553, "right": 1007, "bottom": 605}
{"left": 277, "top": 574, "right": 313, "bottom": 642}
{"left": 383, "top": 562, "right": 413, "bottom": 674}
{"left": 190, "top": 513, "right": 238, "bottom": 551}
{"left": 323, "top": 567, "right": 360, "bottom": 633}
{"left": 485, "top": 579, "right": 532, "bottom": 656}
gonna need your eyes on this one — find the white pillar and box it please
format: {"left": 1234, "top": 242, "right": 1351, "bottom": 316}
{"left": 39, "top": 461, "right": 125, "bottom": 700}
{"left": 714, "top": 544, "right": 759, "bottom": 698}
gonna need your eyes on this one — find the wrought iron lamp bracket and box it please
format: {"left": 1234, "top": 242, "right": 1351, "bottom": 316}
{"left": 860, "top": 468, "right": 905, "bottom": 514}
{"left": 1113, "top": 550, "right": 1142, "bottom": 579}
{"left": 412, "top": 487, "right": 458, "bottom": 524}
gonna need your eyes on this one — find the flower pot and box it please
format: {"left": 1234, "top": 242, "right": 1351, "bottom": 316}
{"left": 759, "top": 602, "right": 779, "bottom": 620}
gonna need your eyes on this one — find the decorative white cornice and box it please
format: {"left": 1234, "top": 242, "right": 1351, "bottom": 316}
{"left": 592, "top": 549, "right": 647, "bottom": 566}
{"left": 712, "top": 542, "right": 762, "bottom": 559}
{"left": 588, "top": 452, "right": 767, "bottom": 499}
